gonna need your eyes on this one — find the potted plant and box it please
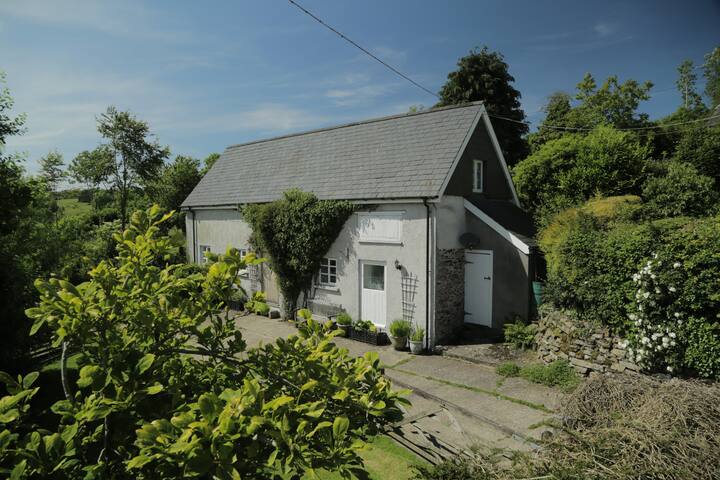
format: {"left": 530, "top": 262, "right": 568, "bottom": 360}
{"left": 409, "top": 328, "right": 425, "bottom": 354}
{"left": 336, "top": 312, "right": 352, "bottom": 337}
{"left": 388, "top": 319, "right": 412, "bottom": 351}
{"left": 245, "top": 291, "right": 269, "bottom": 316}
{"left": 350, "top": 320, "right": 386, "bottom": 345}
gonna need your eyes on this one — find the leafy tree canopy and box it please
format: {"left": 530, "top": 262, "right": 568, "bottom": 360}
{"left": 243, "top": 190, "right": 354, "bottom": 318}
{"left": 201, "top": 152, "right": 221, "bottom": 175}
{"left": 437, "top": 46, "right": 529, "bottom": 166}
{"left": 514, "top": 125, "right": 651, "bottom": 223}
{"left": 704, "top": 46, "right": 720, "bottom": 108}
{"left": 95, "top": 106, "right": 170, "bottom": 228}
{"left": 38, "top": 150, "right": 65, "bottom": 193}
{"left": 146, "top": 155, "right": 202, "bottom": 228}
{"left": 1, "top": 206, "right": 406, "bottom": 479}
{"left": 674, "top": 124, "right": 720, "bottom": 184}
{"left": 529, "top": 74, "right": 653, "bottom": 151}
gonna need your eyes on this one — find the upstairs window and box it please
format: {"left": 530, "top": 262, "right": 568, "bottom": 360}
{"left": 473, "top": 160, "right": 484, "bottom": 193}
{"left": 358, "top": 212, "right": 403, "bottom": 244}
{"left": 316, "top": 258, "right": 337, "bottom": 286}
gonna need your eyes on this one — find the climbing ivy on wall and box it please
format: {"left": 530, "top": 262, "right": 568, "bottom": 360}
{"left": 242, "top": 189, "right": 354, "bottom": 318}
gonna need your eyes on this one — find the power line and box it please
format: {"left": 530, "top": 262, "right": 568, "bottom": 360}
{"left": 286, "top": 0, "right": 719, "bottom": 134}
{"left": 286, "top": 0, "right": 439, "bottom": 99}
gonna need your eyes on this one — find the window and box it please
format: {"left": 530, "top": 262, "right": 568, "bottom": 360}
{"left": 473, "top": 160, "right": 484, "bottom": 193}
{"left": 198, "top": 245, "right": 212, "bottom": 264}
{"left": 238, "top": 248, "right": 251, "bottom": 277}
{"left": 358, "top": 212, "right": 403, "bottom": 244}
{"left": 316, "top": 258, "right": 338, "bottom": 286}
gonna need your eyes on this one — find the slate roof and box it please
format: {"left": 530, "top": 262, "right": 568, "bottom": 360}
{"left": 181, "top": 102, "right": 484, "bottom": 207}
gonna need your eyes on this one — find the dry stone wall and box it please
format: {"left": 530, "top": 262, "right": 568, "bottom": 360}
{"left": 435, "top": 249, "right": 465, "bottom": 344}
{"left": 535, "top": 308, "right": 640, "bottom": 376}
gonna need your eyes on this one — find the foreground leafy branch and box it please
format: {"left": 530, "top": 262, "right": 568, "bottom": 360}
{"left": 0, "top": 206, "right": 407, "bottom": 479}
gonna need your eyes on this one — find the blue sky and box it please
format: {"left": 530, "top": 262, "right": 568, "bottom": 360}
{"left": 1, "top": 0, "right": 719, "bottom": 174}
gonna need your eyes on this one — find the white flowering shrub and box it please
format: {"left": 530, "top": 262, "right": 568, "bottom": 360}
{"left": 627, "top": 254, "right": 686, "bottom": 374}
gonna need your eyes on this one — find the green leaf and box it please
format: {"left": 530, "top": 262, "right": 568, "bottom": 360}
{"left": 77, "top": 365, "right": 101, "bottom": 388}
{"left": 332, "top": 416, "right": 349, "bottom": 440}
{"left": 0, "top": 371, "right": 17, "bottom": 388}
{"left": 10, "top": 459, "right": 26, "bottom": 480}
{"left": 29, "top": 317, "right": 45, "bottom": 336}
{"left": 22, "top": 372, "right": 39, "bottom": 389}
{"left": 198, "top": 393, "right": 218, "bottom": 419}
{"left": 300, "top": 380, "right": 318, "bottom": 393}
{"left": 127, "top": 454, "right": 153, "bottom": 469}
{"left": 262, "top": 395, "right": 294, "bottom": 412}
{"left": 147, "top": 384, "right": 164, "bottom": 395}
{"left": 137, "top": 353, "right": 156, "bottom": 374}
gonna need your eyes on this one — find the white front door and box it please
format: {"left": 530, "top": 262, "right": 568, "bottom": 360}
{"left": 360, "top": 261, "right": 386, "bottom": 327}
{"left": 464, "top": 251, "right": 493, "bottom": 327}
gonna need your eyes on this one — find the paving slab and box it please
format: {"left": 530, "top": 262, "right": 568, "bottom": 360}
{"left": 234, "top": 313, "right": 565, "bottom": 457}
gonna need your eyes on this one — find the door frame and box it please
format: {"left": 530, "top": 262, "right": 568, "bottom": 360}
{"left": 464, "top": 249, "right": 493, "bottom": 326}
{"left": 358, "top": 259, "right": 387, "bottom": 327}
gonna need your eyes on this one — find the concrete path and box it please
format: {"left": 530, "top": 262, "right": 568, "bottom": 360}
{"left": 234, "top": 313, "right": 565, "bottom": 463}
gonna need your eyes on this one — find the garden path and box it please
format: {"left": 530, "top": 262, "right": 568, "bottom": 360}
{"left": 235, "top": 313, "right": 566, "bottom": 464}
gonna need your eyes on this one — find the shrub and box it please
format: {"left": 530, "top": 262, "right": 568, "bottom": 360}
{"left": 253, "top": 302, "right": 270, "bottom": 316}
{"left": 640, "top": 161, "right": 718, "bottom": 219}
{"left": 228, "top": 287, "right": 246, "bottom": 304}
{"left": 244, "top": 290, "right": 269, "bottom": 314}
{"left": 626, "top": 224, "right": 720, "bottom": 379}
{"left": 353, "top": 319, "right": 376, "bottom": 332}
{"left": 675, "top": 123, "right": 720, "bottom": 184}
{"left": 540, "top": 200, "right": 691, "bottom": 332}
{"left": 520, "top": 360, "right": 580, "bottom": 391}
{"left": 503, "top": 321, "right": 537, "bottom": 350}
{"left": 297, "top": 308, "right": 312, "bottom": 321}
{"left": 389, "top": 319, "right": 412, "bottom": 337}
{"left": 496, "top": 362, "right": 521, "bottom": 377}
{"left": 11, "top": 207, "right": 409, "bottom": 478}
{"left": 513, "top": 125, "right": 651, "bottom": 217}
{"left": 336, "top": 312, "right": 352, "bottom": 326}
{"left": 410, "top": 328, "right": 425, "bottom": 342}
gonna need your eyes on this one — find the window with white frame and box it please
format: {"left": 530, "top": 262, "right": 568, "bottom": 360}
{"left": 198, "top": 245, "right": 212, "bottom": 264}
{"left": 238, "top": 248, "right": 251, "bottom": 277}
{"left": 316, "top": 258, "right": 338, "bottom": 287}
{"left": 473, "top": 159, "right": 484, "bottom": 193}
{"left": 358, "top": 211, "right": 403, "bottom": 243}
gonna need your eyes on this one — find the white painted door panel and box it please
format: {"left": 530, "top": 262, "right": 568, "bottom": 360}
{"left": 360, "top": 262, "right": 386, "bottom": 327}
{"left": 464, "top": 251, "right": 493, "bottom": 326}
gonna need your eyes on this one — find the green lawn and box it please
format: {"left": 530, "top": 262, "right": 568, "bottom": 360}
{"left": 58, "top": 197, "right": 92, "bottom": 217}
{"left": 308, "top": 435, "right": 425, "bottom": 480}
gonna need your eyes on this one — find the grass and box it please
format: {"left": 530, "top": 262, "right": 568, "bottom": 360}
{"left": 307, "top": 435, "right": 425, "bottom": 480}
{"left": 58, "top": 197, "right": 92, "bottom": 217}
{"left": 495, "top": 360, "right": 581, "bottom": 393}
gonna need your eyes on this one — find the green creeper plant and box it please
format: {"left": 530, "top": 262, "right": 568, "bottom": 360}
{"left": 1, "top": 206, "right": 407, "bottom": 479}
{"left": 242, "top": 190, "right": 354, "bottom": 319}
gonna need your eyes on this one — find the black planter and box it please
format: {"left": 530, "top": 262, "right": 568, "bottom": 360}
{"left": 350, "top": 328, "right": 388, "bottom": 346}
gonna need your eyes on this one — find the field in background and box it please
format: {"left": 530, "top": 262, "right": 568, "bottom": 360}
{"left": 58, "top": 197, "right": 91, "bottom": 217}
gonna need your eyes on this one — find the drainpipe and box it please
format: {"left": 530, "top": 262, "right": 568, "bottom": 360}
{"left": 190, "top": 209, "right": 197, "bottom": 263}
{"left": 423, "top": 198, "right": 431, "bottom": 351}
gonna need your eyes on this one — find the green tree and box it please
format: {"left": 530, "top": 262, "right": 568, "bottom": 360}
{"left": 243, "top": 190, "right": 354, "bottom": 318}
{"left": 68, "top": 146, "right": 114, "bottom": 210}
{"left": 528, "top": 92, "right": 572, "bottom": 151}
{"left": 201, "top": 152, "right": 220, "bottom": 175}
{"left": 513, "top": 125, "right": 651, "bottom": 221}
{"left": 676, "top": 59, "right": 705, "bottom": 111}
{"left": 147, "top": 155, "right": 203, "bottom": 228}
{"left": 2, "top": 206, "right": 406, "bottom": 478}
{"left": 703, "top": 46, "right": 720, "bottom": 107}
{"left": 437, "top": 46, "right": 529, "bottom": 166}
{"left": 96, "top": 106, "right": 169, "bottom": 229}
{"left": 674, "top": 123, "right": 720, "bottom": 184}
{"left": 38, "top": 150, "right": 66, "bottom": 194}
{"left": 641, "top": 161, "right": 718, "bottom": 218}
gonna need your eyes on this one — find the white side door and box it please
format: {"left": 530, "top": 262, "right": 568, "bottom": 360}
{"left": 360, "top": 261, "right": 386, "bottom": 327}
{"left": 464, "top": 251, "right": 493, "bottom": 326}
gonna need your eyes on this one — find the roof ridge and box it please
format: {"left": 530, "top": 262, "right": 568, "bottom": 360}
{"left": 224, "top": 101, "right": 485, "bottom": 150}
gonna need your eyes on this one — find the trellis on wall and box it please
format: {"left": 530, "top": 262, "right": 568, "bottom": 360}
{"left": 400, "top": 272, "right": 418, "bottom": 323}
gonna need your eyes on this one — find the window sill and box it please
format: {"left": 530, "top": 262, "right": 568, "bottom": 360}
{"left": 314, "top": 285, "right": 340, "bottom": 292}
{"left": 359, "top": 239, "right": 403, "bottom": 245}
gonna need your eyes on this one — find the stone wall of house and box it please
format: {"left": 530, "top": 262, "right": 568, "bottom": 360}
{"left": 435, "top": 248, "right": 465, "bottom": 344}
{"left": 535, "top": 308, "right": 640, "bottom": 376}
